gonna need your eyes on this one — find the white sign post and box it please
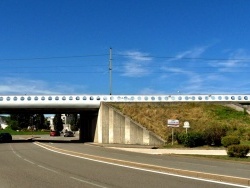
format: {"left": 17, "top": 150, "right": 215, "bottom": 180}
{"left": 183, "top": 121, "right": 190, "bottom": 134}
{"left": 167, "top": 119, "right": 179, "bottom": 145}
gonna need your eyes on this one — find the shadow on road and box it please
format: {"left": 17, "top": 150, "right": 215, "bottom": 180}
{"left": 10, "top": 138, "right": 82, "bottom": 143}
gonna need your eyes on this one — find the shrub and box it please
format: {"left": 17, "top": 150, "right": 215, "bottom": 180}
{"left": 184, "top": 132, "right": 205, "bottom": 147}
{"left": 221, "top": 136, "right": 240, "bottom": 147}
{"left": 203, "top": 125, "right": 227, "bottom": 146}
{"left": 176, "top": 132, "right": 186, "bottom": 144}
{"left": 227, "top": 145, "right": 250, "bottom": 158}
{"left": 176, "top": 132, "right": 205, "bottom": 147}
{"left": 10, "top": 122, "right": 20, "bottom": 131}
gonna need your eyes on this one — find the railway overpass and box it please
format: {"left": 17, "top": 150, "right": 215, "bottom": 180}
{"left": 0, "top": 94, "right": 249, "bottom": 145}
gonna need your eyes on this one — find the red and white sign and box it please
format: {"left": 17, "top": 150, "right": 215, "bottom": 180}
{"left": 167, "top": 119, "right": 179, "bottom": 127}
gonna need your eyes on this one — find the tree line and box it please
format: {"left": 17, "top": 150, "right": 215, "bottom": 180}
{"left": 5, "top": 114, "right": 80, "bottom": 132}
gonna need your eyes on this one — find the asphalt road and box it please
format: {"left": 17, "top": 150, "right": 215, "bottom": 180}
{"left": 0, "top": 142, "right": 249, "bottom": 188}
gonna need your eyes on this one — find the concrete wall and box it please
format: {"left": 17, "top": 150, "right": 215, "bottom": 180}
{"left": 225, "top": 103, "right": 250, "bottom": 114}
{"left": 94, "top": 103, "right": 165, "bottom": 146}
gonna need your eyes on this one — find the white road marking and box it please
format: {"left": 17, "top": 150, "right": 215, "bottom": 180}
{"left": 70, "top": 177, "right": 108, "bottom": 188}
{"left": 10, "top": 144, "right": 58, "bottom": 174}
{"left": 24, "top": 159, "right": 35, "bottom": 165}
{"left": 10, "top": 144, "right": 22, "bottom": 158}
{"left": 16, "top": 154, "right": 22, "bottom": 158}
{"left": 34, "top": 142, "right": 249, "bottom": 188}
{"left": 37, "top": 165, "right": 59, "bottom": 174}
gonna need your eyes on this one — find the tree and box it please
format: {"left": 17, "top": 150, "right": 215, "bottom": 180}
{"left": 7, "top": 113, "right": 47, "bottom": 131}
{"left": 10, "top": 113, "right": 32, "bottom": 130}
{"left": 6, "top": 116, "right": 19, "bottom": 130}
{"left": 69, "top": 114, "right": 80, "bottom": 131}
{"left": 33, "top": 114, "right": 46, "bottom": 130}
{"left": 53, "top": 114, "right": 63, "bottom": 131}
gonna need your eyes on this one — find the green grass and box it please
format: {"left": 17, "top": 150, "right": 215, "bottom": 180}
{"left": 186, "top": 155, "right": 250, "bottom": 163}
{"left": 0, "top": 128, "right": 49, "bottom": 135}
{"left": 210, "top": 106, "right": 250, "bottom": 122}
{"left": 163, "top": 143, "right": 250, "bottom": 162}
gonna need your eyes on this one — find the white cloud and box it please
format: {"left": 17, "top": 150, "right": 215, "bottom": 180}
{"left": 163, "top": 67, "right": 190, "bottom": 75}
{"left": 157, "top": 46, "right": 250, "bottom": 94}
{"left": 169, "top": 46, "right": 209, "bottom": 62}
{"left": 0, "top": 77, "right": 87, "bottom": 95}
{"left": 118, "top": 47, "right": 250, "bottom": 94}
{"left": 120, "top": 50, "right": 152, "bottom": 77}
{"left": 0, "top": 78, "right": 52, "bottom": 94}
{"left": 123, "top": 51, "right": 152, "bottom": 61}
{"left": 210, "top": 49, "right": 250, "bottom": 72}
{"left": 122, "top": 62, "right": 150, "bottom": 77}
{"left": 157, "top": 45, "right": 211, "bottom": 91}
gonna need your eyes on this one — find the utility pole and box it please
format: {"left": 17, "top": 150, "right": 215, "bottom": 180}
{"left": 109, "top": 48, "right": 112, "bottom": 95}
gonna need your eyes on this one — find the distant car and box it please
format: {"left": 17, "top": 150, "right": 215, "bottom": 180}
{"left": 50, "top": 131, "right": 61, "bottom": 136}
{"left": 64, "top": 131, "right": 74, "bottom": 137}
{"left": 0, "top": 133, "right": 12, "bottom": 142}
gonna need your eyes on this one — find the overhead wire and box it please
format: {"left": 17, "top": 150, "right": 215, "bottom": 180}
{"left": 0, "top": 53, "right": 250, "bottom": 62}
{"left": 0, "top": 54, "right": 109, "bottom": 61}
{"left": 113, "top": 54, "right": 250, "bottom": 61}
{"left": 0, "top": 53, "right": 249, "bottom": 74}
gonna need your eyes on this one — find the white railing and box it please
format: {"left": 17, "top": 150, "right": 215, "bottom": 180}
{"left": 0, "top": 94, "right": 249, "bottom": 109}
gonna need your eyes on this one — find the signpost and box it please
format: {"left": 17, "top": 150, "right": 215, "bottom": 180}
{"left": 167, "top": 119, "right": 179, "bottom": 145}
{"left": 183, "top": 121, "right": 190, "bottom": 134}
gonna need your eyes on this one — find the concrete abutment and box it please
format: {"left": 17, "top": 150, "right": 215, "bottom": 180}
{"left": 79, "top": 103, "right": 165, "bottom": 145}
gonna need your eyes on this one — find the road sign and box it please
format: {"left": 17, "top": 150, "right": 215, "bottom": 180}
{"left": 183, "top": 121, "right": 190, "bottom": 128}
{"left": 167, "top": 119, "right": 179, "bottom": 127}
{"left": 183, "top": 121, "right": 190, "bottom": 134}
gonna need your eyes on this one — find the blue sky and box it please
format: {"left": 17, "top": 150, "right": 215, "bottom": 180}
{"left": 1, "top": 0, "right": 250, "bottom": 95}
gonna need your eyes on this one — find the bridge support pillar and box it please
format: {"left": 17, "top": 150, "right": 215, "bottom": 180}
{"left": 79, "top": 111, "right": 98, "bottom": 143}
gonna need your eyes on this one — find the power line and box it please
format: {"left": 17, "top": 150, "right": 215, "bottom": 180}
{"left": 113, "top": 54, "right": 250, "bottom": 61}
{"left": 1, "top": 53, "right": 250, "bottom": 62}
{"left": 0, "top": 71, "right": 109, "bottom": 74}
{"left": 1, "top": 69, "right": 250, "bottom": 74}
{"left": 0, "top": 54, "right": 109, "bottom": 61}
{"left": 0, "top": 64, "right": 109, "bottom": 69}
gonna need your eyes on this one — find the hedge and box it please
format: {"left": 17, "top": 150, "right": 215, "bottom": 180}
{"left": 227, "top": 145, "right": 250, "bottom": 158}
{"left": 176, "top": 132, "right": 205, "bottom": 148}
{"left": 221, "top": 136, "right": 240, "bottom": 147}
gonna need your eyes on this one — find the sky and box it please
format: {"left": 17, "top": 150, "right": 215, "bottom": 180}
{"left": 1, "top": 0, "right": 250, "bottom": 95}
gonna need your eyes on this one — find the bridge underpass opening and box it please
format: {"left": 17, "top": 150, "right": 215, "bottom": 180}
{"left": 0, "top": 108, "right": 99, "bottom": 143}
{"left": 79, "top": 111, "right": 98, "bottom": 142}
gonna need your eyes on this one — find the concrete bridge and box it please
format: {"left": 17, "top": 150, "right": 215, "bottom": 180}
{"left": 0, "top": 94, "right": 249, "bottom": 145}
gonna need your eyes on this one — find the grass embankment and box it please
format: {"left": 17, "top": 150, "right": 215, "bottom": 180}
{"left": 109, "top": 102, "right": 250, "bottom": 161}
{"left": 109, "top": 102, "right": 250, "bottom": 142}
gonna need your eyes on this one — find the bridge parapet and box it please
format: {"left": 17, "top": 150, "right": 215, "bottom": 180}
{"left": 107, "top": 94, "right": 250, "bottom": 102}
{"left": 0, "top": 94, "right": 249, "bottom": 109}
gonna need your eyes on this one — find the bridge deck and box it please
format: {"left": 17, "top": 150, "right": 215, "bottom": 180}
{"left": 0, "top": 94, "right": 249, "bottom": 109}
